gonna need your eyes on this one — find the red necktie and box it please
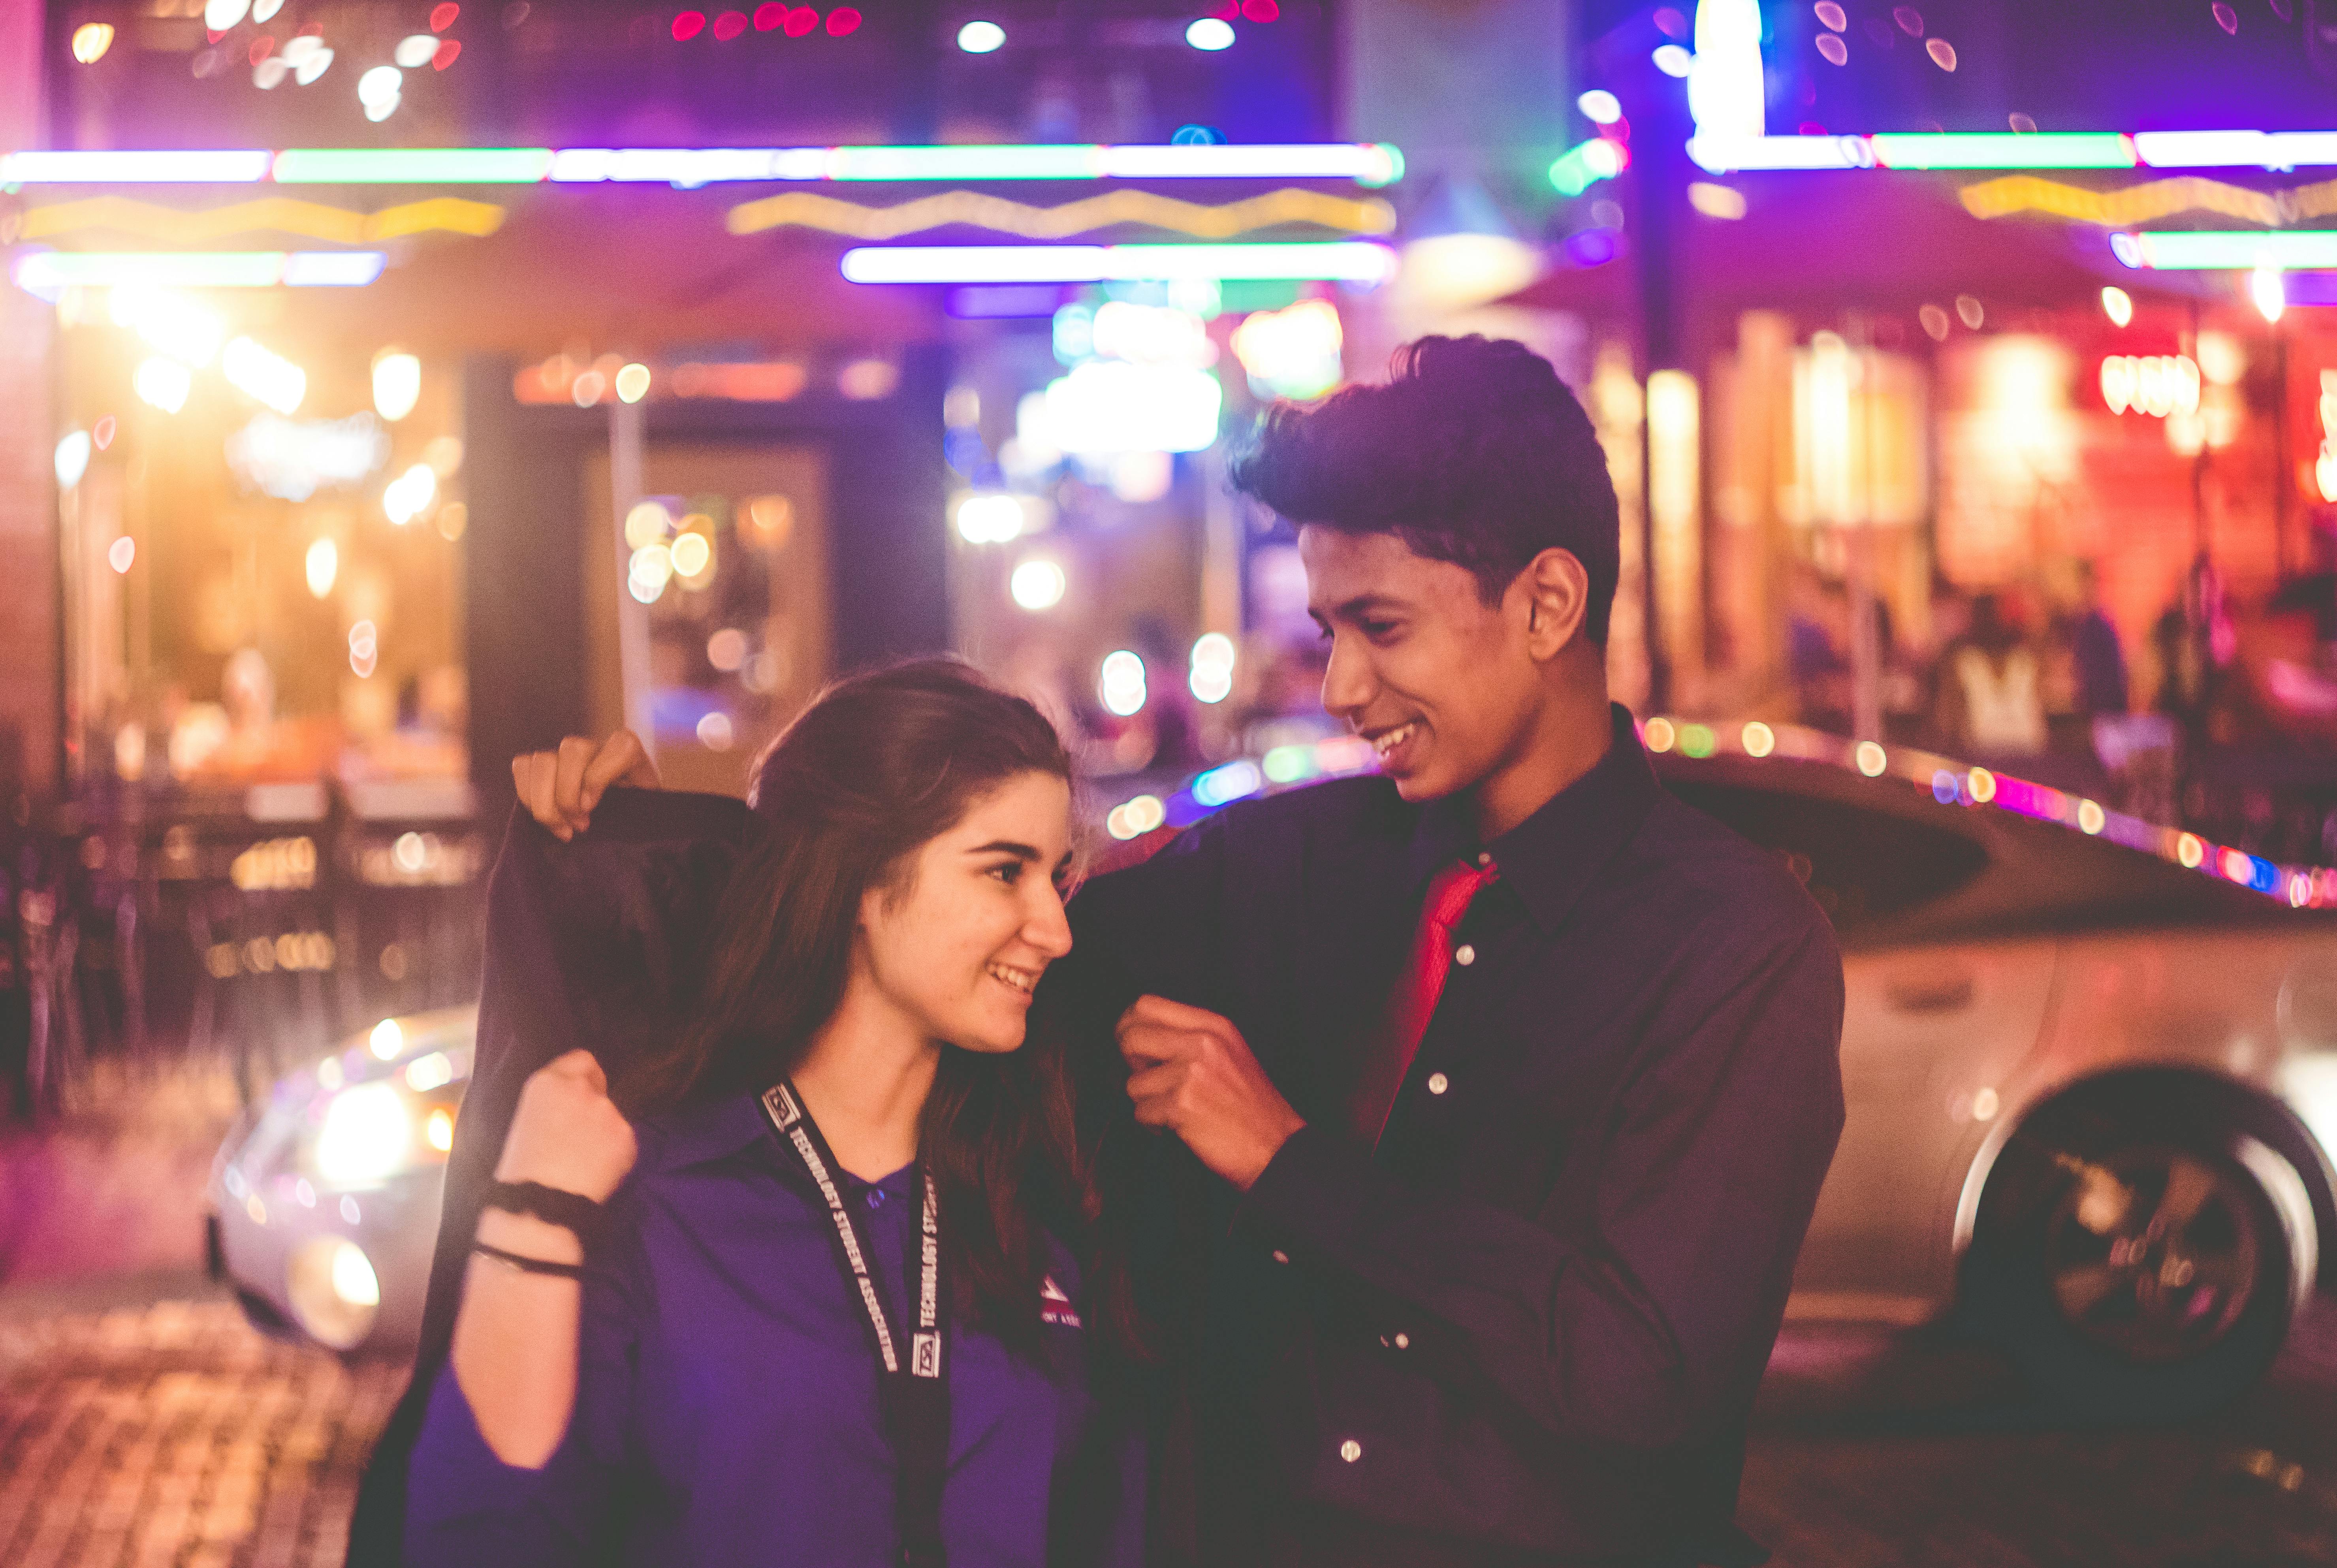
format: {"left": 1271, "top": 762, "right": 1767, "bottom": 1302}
{"left": 1349, "top": 857, "right": 1497, "bottom": 1147}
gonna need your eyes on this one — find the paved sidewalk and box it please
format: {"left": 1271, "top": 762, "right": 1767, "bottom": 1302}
{"left": 0, "top": 1298, "right": 406, "bottom": 1568}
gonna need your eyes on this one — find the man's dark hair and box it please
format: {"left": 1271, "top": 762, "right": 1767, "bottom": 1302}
{"left": 1227, "top": 334, "right": 1622, "bottom": 644}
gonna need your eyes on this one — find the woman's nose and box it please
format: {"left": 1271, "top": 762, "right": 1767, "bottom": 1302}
{"left": 1025, "top": 883, "right": 1073, "bottom": 958}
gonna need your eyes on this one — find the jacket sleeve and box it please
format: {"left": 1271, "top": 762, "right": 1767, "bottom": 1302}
{"left": 1236, "top": 917, "right": 1847, "bottom": 1452}
{"left": 401, "top": 1197, "right": 645, "bottom": 1564}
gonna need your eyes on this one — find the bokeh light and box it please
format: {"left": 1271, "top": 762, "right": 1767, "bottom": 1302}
{"left": 1189, "top": 632, "right": 1236, "bottom": 704}
{"left": 54, "top": 430, "right": 91, "bottom": 489}
{"left": 72, "top": 23, "right": 115, "bottom": 64}
{"left": 306, "top": 538, "right": 338, "bottom": 598}
{"left": 1577, "top": 89, "right": 1622, "bottom": 124}
{"left": 372, "top": 350, "right": 421, "bottom": 420}
{"left": 133, "top": 357, "right": 191, "bottom": 414}
{"left": 107, "top": 536, "right": 137, "bottom": 574}
{"left": 958, "top": 20, "right": 1005, "bottom": 52}
{"left": 615, "top": 362, "right": 651, "bottom": 403}
{"left": 1652, "top": 43, "right": 1692, "bottom": 76}
{"left": 955, "top": 492, "right": 1024, "bottom": 544}
{"left": 1009, "top": 557, "right": 1066, "bottom": 611}
{"left": 2100, "top": 285, "right": 2133, "bottom": 327}
{"left": 1187, "top": 18, "right": 1236, "bottom": 49}
{"left": 1099, "top": 650, "right": 1147, "bottom": 716}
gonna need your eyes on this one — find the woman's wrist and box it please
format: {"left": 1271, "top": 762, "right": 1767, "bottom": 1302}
{"left": 475, "top": 1206, "right": 585, "bottom": 1266}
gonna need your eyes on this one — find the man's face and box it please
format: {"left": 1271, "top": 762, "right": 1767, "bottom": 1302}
{"left": 1300, "top": 527, "right": 1544, "bottom": 803}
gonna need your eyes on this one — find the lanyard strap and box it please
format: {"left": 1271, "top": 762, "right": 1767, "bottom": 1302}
{"left": 760, "top": 1081, "right": 950, "bottom": 1568}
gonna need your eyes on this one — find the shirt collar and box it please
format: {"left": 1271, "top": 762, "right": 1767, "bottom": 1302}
{"left": 648, "top": 1087, "right": 918, "bottom": 1195}
{"left": 1404, "top": 703, "right": 1660, "bottom": 934}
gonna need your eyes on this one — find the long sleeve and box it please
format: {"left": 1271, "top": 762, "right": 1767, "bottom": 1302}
{"left": 1238, "top": 915, "right": 1846, "bottom": 1452}
{"left": 401, "top": 1214, "right": 644, "bottom": 1564}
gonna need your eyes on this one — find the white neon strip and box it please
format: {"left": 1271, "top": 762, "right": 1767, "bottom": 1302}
{"left": 1097, "top": 143, "right": 1402, "bottom": 184}
{"left": 2125, "top": 230, "right": 2337, "bottom": 269}
{"left": 548, "top": 147, "right": 832, "bottom": 183}
{"left": 2135, "top": 130, "right": 2337, "bottom": 169}
{"left": 1, "top": 150, "right": 274, "bottom": 183}
{"left": 6, "top": 143, "right": 1401, "bottom": 187}
{"left": 280, "top": 250, "right": 388, "bottom": 285}
{"left": 1687, "top": 135, "right": 1871, "bottom": 172}
{"left": 9, "top": 250, "right": 385, "bottom": 288}
{"left": 839, "top": 242, "right": 1398, "bottom": 284}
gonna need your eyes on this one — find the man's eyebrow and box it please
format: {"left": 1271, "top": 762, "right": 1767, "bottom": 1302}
{"left": 1319, "top": 592, "right": 1405, "bottom": 620}
{"left": 967, "top": 839, "right": 1043, "bottom": 860}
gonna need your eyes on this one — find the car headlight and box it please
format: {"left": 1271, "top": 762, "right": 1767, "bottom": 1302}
{"left": 287, "top": 1235, "right": 381, "bottom": 1349}
{"left": 314, "top": 1082, "right": 416, "bottom": 1186}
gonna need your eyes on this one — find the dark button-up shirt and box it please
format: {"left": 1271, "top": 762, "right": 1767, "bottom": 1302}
{"left": 1059, "top": 706, "right": 1846, "bottom": 1566}
{"left": 403, "top": 1092, "right": 1143, "bottom": 1567}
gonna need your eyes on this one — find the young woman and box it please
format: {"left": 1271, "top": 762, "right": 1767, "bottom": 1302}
{"left": 404, "top": 660, "right": 1142, "bottom": 1566}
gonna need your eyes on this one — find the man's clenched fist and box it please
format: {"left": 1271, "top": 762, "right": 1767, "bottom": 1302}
{"left": 1120, "top": 995, "right": 1304, "bottom": 1190}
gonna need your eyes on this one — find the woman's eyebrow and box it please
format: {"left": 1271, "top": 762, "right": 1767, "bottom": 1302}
{"left": 967, "top": 839, "right": 1042, "bottom": 860}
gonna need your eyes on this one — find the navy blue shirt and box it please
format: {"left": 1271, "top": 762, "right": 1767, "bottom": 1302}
{"left": 1059, "top": 706, "right": 1846, "bottom": 1566}
{"left": 404, "top": 1091, "right": 1142, "bottom": 1567}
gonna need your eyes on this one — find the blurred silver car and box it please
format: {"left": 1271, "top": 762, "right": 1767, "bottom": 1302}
{"left": 206, "top": 1006, "right": 473, "bottom": 1352}
{"left": 216, "top": 730, "right": 2337, "bottom": 1416}
{"left": 1651, "top": 718, "right": 2337, "bottom": 1416}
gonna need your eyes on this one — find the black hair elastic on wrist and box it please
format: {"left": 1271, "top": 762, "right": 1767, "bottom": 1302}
{"left": 472, "top": 1240, "right": 587, "bottom": 1279}
{"left": 484, "top": 1179, "right": 607, "bottom": 1247}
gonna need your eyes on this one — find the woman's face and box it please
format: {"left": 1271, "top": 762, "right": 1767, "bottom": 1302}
{"left": 858, "top": 770, "right": 1075, "bottom": 1055}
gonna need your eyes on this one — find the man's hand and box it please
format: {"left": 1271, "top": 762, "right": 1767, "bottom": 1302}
{"left": 512, "top": 730, "right": 660, "bottom": 841}
{"left": 1120, "top": 995, "right": 1304, "bottom": 1190}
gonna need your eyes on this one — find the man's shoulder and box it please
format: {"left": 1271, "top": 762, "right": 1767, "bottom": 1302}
{"left": 1622, "top": 789, "right": 1838, "bottom": 956}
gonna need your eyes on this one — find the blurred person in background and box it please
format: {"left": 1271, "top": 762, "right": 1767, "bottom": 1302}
{"left": 512, "top": 337, "right": 1846, "bottom": 1568}
{"left": 402, "top": 662, "right": 1142, "bottom": 1566}
{"left": 1934, "top": 592, "right": 2047, "bottom": 757}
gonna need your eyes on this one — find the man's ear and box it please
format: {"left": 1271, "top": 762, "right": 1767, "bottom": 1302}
{"left": 1514, "top": 548, "right": 1590, "bottom": 662}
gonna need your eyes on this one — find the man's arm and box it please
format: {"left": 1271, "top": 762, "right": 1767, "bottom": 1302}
{"left": 1234, "top": 919, "right": 1845, "bottom": 1452}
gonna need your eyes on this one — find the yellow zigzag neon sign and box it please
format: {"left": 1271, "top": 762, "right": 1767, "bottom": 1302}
{"left": 725, "top": 186, "right": 1397, "bottom": 239}
{"left": 1959, "top": 173, "right": 2337, "bottom": 228}
{"left": 18, "top": 195, "right": 509, "bottom": 244}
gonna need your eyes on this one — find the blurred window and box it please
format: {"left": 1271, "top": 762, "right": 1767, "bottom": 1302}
{"left": 1669, "top": 783, "right": 1988, "bottom": 932}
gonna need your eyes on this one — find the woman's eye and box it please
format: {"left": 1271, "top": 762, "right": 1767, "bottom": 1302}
{"left": 1362, "top": 621, "right": 1399, "bottom": 639}
{"left": 988, "top": 862, "right": 1024, "bottom": 885}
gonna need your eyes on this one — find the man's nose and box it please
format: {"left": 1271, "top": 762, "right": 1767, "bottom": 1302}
{"left": 1319, "top": 631, "right": 1374, "bottom": 719}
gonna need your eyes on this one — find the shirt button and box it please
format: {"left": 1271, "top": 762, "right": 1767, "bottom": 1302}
{"left": 1338, "top": 1439, "right": 1363, "bottom": 1463}
{"left": 1454, "top": 944, "right": 1475, "bottom": 966}
{"left": 1426, "top": 1073, "right": 1449, "bottom": 1096}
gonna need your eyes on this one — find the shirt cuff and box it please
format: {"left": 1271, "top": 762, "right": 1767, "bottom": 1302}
{"left": 406, "top": 1363, "right": 561, "bottom": 1528}
{"left": 1235, "top": 1122, "right": 1386, "bottom": 1262}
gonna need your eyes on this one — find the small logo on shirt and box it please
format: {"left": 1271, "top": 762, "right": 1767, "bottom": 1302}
{"left": 1040, "top": 1274, "right": 1082, "bottom": 1329}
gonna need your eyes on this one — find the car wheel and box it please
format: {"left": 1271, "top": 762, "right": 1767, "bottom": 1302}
{"left": 1965, "top": 1119, "right": 2304, "bottom": 1421}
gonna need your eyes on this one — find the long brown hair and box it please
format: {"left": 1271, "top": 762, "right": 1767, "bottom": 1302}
{"left": 627, "top": 659, "right": 1133, "bottom": 1355}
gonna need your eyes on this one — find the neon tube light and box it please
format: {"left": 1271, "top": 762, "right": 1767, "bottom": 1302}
{"left": 838, "top": 242, "right": 1398, "bottom": 284}
{"left": 9, "top": 251, "right": 386, "bottom": 289}
{"left": 0, "top": 150, "right": 274, "bottom": 183}
{"left": 1871, "top": 133, "right": 2136, "bottom": 169}
{"left": 5, "top": 143, "right": 1402, "bottom": 187}
{"left": 2114, "top": 230, "right": 2337, "bottom": 269}
{"left": 272, "top": 148, "right": 557, "bottom": 183}
{"left": 2133, "top": 130, "right": 2337, "bottom": 169}
{"left": 1688, "top": 135, "right": 1871, "bottom": 171}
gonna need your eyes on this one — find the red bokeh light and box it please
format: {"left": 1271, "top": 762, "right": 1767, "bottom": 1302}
{"left": 713, "top": 9, "right": 745, "bottom": 36}
{"left": 429, "top": 2, "right": 460, "bottom": 31}
{"left": 752, "top": 2, "right": 783, "bottom": 28}
{"left": 434, "top": 38, "right": 461, "bottom": 66}
{"left": 1241, "top": 0, "right": 1279, "bottom": 20}
{"left": 825, "top": 6, "right": 859, "bottom": 34}
{"left": 248, "top": 35, "right": 273, "bottom": 64}
{"left": 781, "top": 5, "right": 816, "bottom": 34}
{"left": 672, "top": 9, "right": 706, "bottom": 38}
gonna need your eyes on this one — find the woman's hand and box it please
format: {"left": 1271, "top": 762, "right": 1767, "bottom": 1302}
{"left": 498, "top": 1049, "right": 638, "bottom": 1203}
{"left": 512, "top": 730, "right": 660, "bottom": 841}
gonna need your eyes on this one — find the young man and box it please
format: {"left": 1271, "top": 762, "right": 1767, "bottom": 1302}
{"left": 506, "top": 336, "right": 1844, "bottom": 1567}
